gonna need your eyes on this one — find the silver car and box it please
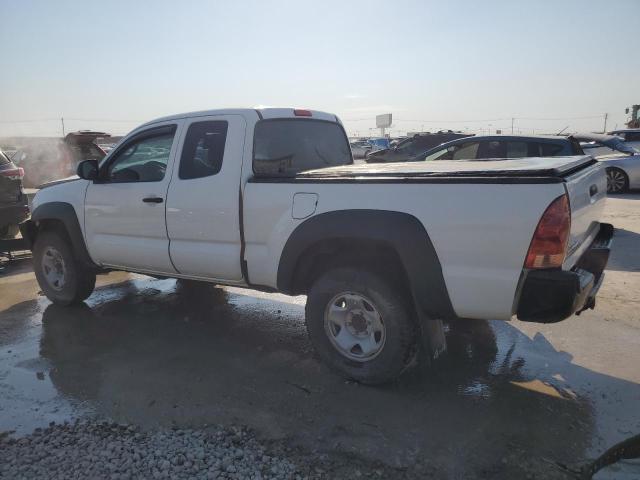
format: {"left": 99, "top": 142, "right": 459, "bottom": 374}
{"left": 608, "top": 128, "right": 640, "bottom": 152}
{"left": 575, "top": 133, "right": 640, "bottom": 193}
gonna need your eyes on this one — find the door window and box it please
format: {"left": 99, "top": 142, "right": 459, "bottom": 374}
{"left": 423, "top": 141, "right": 481, "bottom": 161}
{"left": 422, "top": 147, "right": 450, "bottom": 161}
{"left": 452, "top": 142, "right": 481, "bottom": 159}
{"left": 537, "top": 142, "right": 564, "bottom": 156}
{"left": 506, "top": 141, "right": 528, "bottom": 158}
{"left": 106, "top": 127, "right": 176, "bottom": 183}
{"left": 476, "top": 141, "right": 506, "bottom": 159}
{"left": 179, "top": 121, "right": 228, "bottom": 179}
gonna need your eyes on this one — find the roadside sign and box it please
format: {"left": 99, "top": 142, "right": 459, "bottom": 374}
{"left": 376, "top": 114, "right": 392, "bottom": 128}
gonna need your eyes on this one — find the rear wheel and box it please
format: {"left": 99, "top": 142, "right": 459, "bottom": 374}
{"left": 33, "top": 230, "right": 96, "bottom": 305}
{"left": 305, "top": 267, "right": 416, "bottom": 384}
{"left": 606, "top": 167, "right": 628, "bottom": 194}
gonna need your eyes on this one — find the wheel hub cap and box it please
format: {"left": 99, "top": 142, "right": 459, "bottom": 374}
{"left": 324, "top": 292, "right": 386, "bottom": 362}
{"left": 41, "top": 247, "right": 66, "bottom": 291}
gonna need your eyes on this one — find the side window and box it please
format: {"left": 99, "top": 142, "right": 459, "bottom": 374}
{"left": 424, "top": 141, "right": 481, "bottom": 161}
{"left": 452, "top": 141, "right": 481, "bottom": 160}
{"left": 538, "top": 143, "right": 564, "bottom": 156}
{"left": 506, "top": 141, "right": 529, "bottom": 158}
{"left": 106, "top": 127, "right": 175, "bottom": 183}
{"left": 476, "top": 141, "right": 506, "bottom": 159}
{"left": 423, "top": 147, "right": 451, "bottom": 161}
{"left": 179, "top": 121, "right": 228, "bottom": 179}
{"left": 570, "top": 139, "right": 584, "bottom": 155}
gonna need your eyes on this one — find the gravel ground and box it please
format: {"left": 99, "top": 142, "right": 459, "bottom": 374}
{"left": 0, "top": 422, "right": 300, "bottom": 480}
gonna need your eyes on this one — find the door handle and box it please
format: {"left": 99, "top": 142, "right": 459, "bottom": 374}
{"left": 142, "top": 197, "right": 163, "bottom": 204}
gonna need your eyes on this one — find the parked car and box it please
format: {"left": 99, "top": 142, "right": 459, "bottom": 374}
{"left": 366, "top": 131, "right": 472, "bottom": 163}
{"left": 64, "top": 131, "right": 110, "bottom": 165}
{"left": 608, "top": 128, "right": 640, "bottom": 151}
{"left": 350, "top": 140, "right": 373, "bottom": 159}
{"left": 420, "top": 135, "right": 584, "bottom": 161}
{"left": 367, "top": 137, "right": 390, "bottom": 151}
{"left": 574, "top": 133, "right": 640, "bottom": 193}
{"left": 0, "top": 148, "right": 29, "bottom": 239}
{"left": 11, "top": 131, "right": 110, "bottom": 188}
{"left": 22, "top": 107, "right": 612, "bottom": 384}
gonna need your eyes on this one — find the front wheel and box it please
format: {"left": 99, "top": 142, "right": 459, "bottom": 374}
{"left": 606, "top": 167, "right": 628, "bottom": 194}
{"left": 305, "top": 268, "right": 417, "bottom": 384}
{"left": 33, "top": 230, "right": 96, "bottom": 305}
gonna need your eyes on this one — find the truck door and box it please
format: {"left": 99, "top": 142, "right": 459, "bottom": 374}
{"left": 165, "top": 115, "right": 246, "bottom": 282}
{"left": 84, "top": 122, "right": 181, "bottom": 274}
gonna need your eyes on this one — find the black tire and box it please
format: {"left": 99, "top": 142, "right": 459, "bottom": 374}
{"left": 305, "top": 267, "right": 416, "bottom": 384}
{"left": 606, "top": 167, "right": 629, "bottom": 194}
{"left": 33, "top": 230, "right": 96, "bottom": 306}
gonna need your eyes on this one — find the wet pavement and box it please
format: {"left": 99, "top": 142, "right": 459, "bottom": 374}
{"left": 1, "top": 196, "right": 640, "bottom": 479}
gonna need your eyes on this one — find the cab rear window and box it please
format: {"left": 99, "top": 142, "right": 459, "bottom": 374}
{"left": 253, "top": 119, "right": 352, "bottom": 176}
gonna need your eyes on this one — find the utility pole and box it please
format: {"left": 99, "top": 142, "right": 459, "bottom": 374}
{"left": 511, "top": 117, "right": 514, "bottom": 134}
{"left": 603, "top": 113, "right": 608, "bottom": 133}
{"left": 61, "top": 117, "right": 65, "bottom": 137}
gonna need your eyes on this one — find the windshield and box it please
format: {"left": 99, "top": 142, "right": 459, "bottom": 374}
{"left": 581, "top": 138, "right": 639, "bottom": 155}
{"left": 612, "top": 140, "right": 639, "bottom": 154}
{"left": 253, "top": 119, "right": 352, "bottom": 176}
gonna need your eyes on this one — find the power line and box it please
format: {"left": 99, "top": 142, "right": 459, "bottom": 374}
{"left": 0, "top": 117, "right": 144, "bottom": 124}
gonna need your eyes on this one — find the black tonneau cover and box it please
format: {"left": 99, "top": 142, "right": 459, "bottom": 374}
{"left": 251, "top": 155, "right": 597, "bottom": 184}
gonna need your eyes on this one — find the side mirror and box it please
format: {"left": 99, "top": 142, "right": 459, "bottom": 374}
{"left": 77, "top": 159, "right": 99, "bottom": 180}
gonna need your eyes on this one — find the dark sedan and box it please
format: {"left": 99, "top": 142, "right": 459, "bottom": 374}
{"left": 0, "top": 149, "right": 29, "bottom": 239}
{"left": 419, "top": 135, "right": 584, "bottom": 162}
{"left": 365, "top": 131, "right": 472, "bottom": 163}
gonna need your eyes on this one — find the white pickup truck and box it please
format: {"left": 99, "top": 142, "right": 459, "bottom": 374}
{"left": 22, "top": 108, "right": 613, "bottom": 384}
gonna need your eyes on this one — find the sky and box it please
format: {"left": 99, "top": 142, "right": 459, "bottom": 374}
{"left": 1, "top": 0, "right": 639, "bottom": 138}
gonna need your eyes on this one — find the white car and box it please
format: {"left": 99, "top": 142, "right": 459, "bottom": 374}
{"left": 22, "top": 108, "right": 613, "bottom": 384}
{"left": 575, "top": 133, "right": 640, "bottom": 193}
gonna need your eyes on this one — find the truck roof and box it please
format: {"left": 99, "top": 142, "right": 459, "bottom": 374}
{"left": 138, "top": 108, "right": 339, "bottom": 130}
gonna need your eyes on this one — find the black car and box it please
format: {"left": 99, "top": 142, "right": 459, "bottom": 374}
{"left": 365, "top": 131, "right": 472, "bottom": 163}
{"left": 419, "top": 135, "right": 584, "bottom": 162}
{"left": 0, "top": 149, "right": 29, "bottom": 239}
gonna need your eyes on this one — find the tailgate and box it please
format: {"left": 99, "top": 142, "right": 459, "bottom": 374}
{"left": 563, "top": 161, "right": 607, "bottom": 269}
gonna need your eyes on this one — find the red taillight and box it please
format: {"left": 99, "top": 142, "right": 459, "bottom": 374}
{"left": 0, "top": 167, "right": 24, "bottom": 180}
{"left": 524, "top": 195, "right": 571, "bottom": 269}
{"left": 293, "top": 109, "right": 312, "bottom": 117}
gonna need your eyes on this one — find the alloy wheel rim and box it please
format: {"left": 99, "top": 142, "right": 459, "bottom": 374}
{"left": 324, "top": 292, "right": 386, "bottom": 362}
{"left": 607, "top": 170, "right": 626, "bottom": 192}
{"left": 41, "top": 247, "right": 66, "bottom": 291}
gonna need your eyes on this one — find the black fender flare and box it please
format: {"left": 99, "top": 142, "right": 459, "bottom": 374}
{"left": 23, "top": 202, "right": 97, "bottom": 268}
{"left": 277, "top": 209, "right": 457, "bottom": 321}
